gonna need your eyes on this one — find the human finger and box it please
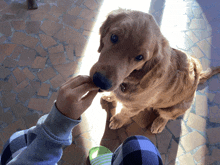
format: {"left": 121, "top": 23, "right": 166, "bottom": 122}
{"left": 80, "top": 90, "right": 98, "bottom": 109}
{"left": 62, "top": 75, "right": 92, "bottom": 89}
{"left": 60, "top": 77, "right": 75, "bottom": 87}
{"left": 74, "top": 82, "right": 99, "bottom": 99}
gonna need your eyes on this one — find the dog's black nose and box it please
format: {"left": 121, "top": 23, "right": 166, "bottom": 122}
{"left": 93, "top": 72, "right": 112, "bottom": 90}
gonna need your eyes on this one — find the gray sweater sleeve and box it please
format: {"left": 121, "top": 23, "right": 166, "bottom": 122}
{"left": 7, "top": 103, "right": 82, "bottom": 165}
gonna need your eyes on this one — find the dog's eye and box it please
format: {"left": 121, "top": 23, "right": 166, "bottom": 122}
{"left": 110, "top": 34, "right": 118, "bottom": 44}
{"left": 135, "top": 55, "right": 143, "bottom": 61}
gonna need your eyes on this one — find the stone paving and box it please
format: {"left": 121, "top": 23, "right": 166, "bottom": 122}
{"left": 0, "top": 0, "right": 220, "bottom": 164}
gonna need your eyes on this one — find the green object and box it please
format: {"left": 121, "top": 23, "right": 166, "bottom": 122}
{"left": 89, "top": 146, "right": 113, "bottom": 165}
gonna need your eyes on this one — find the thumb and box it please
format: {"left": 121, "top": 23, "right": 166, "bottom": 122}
{"left": 81, "top": 90, "right": 98, "bottom": 109}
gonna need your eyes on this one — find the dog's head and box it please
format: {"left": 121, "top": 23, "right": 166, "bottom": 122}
{"left": 90, "top": 9, "right": 169, "bottom": 91}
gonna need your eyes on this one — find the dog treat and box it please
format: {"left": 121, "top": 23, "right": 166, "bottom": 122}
{"left": 27, "top": 0, "right": 38, "bottom": 10}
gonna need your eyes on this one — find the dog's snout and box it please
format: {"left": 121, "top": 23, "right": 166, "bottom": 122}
{"left": 93, "top": 72, "right": 112, "bottom": 90}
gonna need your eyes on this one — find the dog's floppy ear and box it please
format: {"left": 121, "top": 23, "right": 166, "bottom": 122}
{"left": 98, "top": 15, "right": 113, "bottom": 52}
{"left": 140, "top": 38, "right": 170, "bottom": 89}
{"left": 98, "top": 9, "right": 128, "bottom": 52}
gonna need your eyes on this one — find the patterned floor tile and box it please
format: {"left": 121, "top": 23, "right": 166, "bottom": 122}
{"left": 187, "top": 113, "right": 207, "bottom": 132}
{"left": 0, "top": 0, "right": 220, "bottom": 164}
{"left": 166, "top": 119, "right": 189, "bottom": 138}
{"left": 193, "top": 145, "right": 208, "bottom": 163}
{"left": 180, "top": 131, "right": 206, "bottom": 153}
{"left": 179, "top": 153, "right": 196, "bottom": 165}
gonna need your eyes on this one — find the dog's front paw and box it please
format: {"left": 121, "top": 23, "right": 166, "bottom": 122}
{"left": 101, "top": 95, "right": 115, "bottom": 103}
{"left": 151, "top": 117, "right": 168, "bottom": 134}
{"left": 109, "top": 115, "right": 124, "bottom": 130}
{"left": 109, "top": 114, "right": 132, "bottom": 129}
{"left": 100, "top": 97, "right": 117, "bottom": 112}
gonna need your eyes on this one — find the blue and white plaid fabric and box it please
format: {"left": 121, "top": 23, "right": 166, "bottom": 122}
{"left": 1, "top": 129, "right": 29, "bottom": 165}
{"left": 112, "top": 135, "right": 163, "bottom": 165}
{"left": 1, "top": 132, "right": 162, "bottom": 165}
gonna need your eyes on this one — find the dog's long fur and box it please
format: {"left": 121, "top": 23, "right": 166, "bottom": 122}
{"left": 90, "top": 9, "right": 220, "bottom": 133}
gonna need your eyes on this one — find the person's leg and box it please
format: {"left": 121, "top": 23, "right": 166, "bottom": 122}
{"left": 1, "top": 130, "right": 28, "bottom": 165}
{"left": 112, "top": 135, "right": 163, "bottom": 165}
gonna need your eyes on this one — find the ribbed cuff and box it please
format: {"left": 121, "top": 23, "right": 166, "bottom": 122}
{"left": 42, "top": 103, "right": 82, "bottom": 140}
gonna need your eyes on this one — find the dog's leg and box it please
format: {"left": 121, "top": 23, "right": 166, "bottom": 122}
{"left": 151, "top": 101, "right": 192, "bottom": 134}
{"left": 100, "top": 96, "right": 117, "bottom": 117}
{"left": 109, "top": 108, "right": 141, "bottom": 129}
{"left": 151, "top": 116, "right": 169, "bottom": 134}
{"left": 101, "top": 95, "right": 133, "bottom": 129}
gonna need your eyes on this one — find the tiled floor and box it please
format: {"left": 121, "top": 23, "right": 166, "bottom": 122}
{"left": 0, "top": 0, "right": 220, "bottom": 164}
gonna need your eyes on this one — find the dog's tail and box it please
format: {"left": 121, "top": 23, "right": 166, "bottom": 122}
{"left": 199, "top": 67, "right": 220, "bottom": 84}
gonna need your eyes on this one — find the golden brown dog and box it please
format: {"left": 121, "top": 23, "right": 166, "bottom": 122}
{"left": 90, "top": 8, "right": 220, "bottom": 134}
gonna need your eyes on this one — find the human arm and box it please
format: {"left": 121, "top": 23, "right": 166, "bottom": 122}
{"left": 1, "top": 76, "right": 98, "bottom": 165}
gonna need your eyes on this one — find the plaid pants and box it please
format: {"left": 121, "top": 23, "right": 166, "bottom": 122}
{"left": 1, "top": 130, "right": 162, "bottom": 165}
{"left": 112, "top": 135, "right": 163, "bottom": 165}
{"left": 1, "top": 130, "right": 29, "bottom": 165}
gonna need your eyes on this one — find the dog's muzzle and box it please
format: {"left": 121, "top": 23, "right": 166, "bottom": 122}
{"left": 93, "top": 72, "right": 112, "bottom": 90}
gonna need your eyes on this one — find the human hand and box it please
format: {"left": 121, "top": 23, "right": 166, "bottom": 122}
{"left": 56, "top": 75, "right": 99, "bottom": 120}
